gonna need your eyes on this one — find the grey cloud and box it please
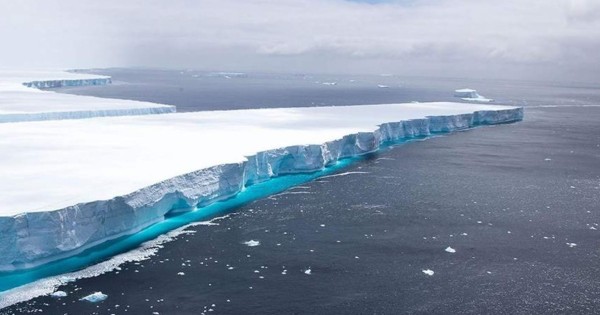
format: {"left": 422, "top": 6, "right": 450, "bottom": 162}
{"left": 1, "top": 0, "right": 598, "bottom": 81}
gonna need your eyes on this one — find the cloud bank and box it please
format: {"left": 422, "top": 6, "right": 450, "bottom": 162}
{"left": 1, "top": 0, "right": 599, "bottom": 81}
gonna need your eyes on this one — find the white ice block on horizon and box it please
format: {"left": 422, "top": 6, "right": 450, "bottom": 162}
{"left": 0, "top": 102, "right": 522, "bottom": 271}
{"left": 454, "top": 88, "right": 493, "bottom": 103}
{"left": 0, "top": 70, "right": 175, "bottom": 123}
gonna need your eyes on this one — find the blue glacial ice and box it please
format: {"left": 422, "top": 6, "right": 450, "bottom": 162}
{"left": 0, "top": 106, "right": 523, "bottom": 274}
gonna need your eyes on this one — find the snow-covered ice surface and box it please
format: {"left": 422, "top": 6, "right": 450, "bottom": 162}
{"left": 0, "top": 70, "right": 175, "bottom": 123}
{"left": 0, "top": 101, "right": 522, "bottom": 272}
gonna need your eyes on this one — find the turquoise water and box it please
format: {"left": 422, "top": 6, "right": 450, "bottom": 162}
{"left": 0, "top": 157, "right": 361, "bottom": 293}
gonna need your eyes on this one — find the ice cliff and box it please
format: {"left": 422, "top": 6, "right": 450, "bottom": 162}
{"left": 22, "top": 77, "right": 112, "bottom": 89}
{"left": 0, "top": 73, "right": 176, "bottom": 123}
{"left": 0, "top": 107, "right": 523, "bottom": 272}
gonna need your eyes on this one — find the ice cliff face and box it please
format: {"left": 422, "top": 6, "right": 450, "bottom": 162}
{"left": 22, "top": 78, "right": 112, "bottom": 89}
{"left": 0, "top": 107, "right": 177, "bottom": 123}
{"left": 0, "top": 107, "right": 523, "bottom": 271}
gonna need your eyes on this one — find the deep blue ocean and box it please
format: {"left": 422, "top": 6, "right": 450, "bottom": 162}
{"left": 2, "top": 69, "right": 600, "bottom": 314}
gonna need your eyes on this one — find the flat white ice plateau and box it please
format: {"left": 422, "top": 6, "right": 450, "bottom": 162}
{"left": 0, "top": 100, "right": 522, "bottom": 271}
{"left": 0, "top": 70, "right": 175, "bottom": 122}
{"left": 0, "top": 102, "right": 516, "bottom": 215}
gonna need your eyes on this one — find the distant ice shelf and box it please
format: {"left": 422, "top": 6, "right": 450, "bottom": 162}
{"left": 0, "top": 102, "right": 523, "bottom": 272}
{"left": 0, "top": 70, "right": 175, "bottom": 123}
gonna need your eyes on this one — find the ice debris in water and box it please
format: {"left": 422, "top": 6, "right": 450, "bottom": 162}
{"left": 445, "top": 247, "right": 456, "bottom": 253}
{"left": 243, "top": 240, "right": 260, "bottom": 247}
{"left": 566, "top": 243, "right": 577, "bottom": 248}
{"left": 80, "top": 292, "right": 108, "bottom": 303}
{"left": 422, "top": 269, "right": 435, "bottom": 276}
{"left": 304, "top": 268, "right": 312, "bottom": 275}
{"left": 50, "top": 291, "right": 67, "bottom": 298}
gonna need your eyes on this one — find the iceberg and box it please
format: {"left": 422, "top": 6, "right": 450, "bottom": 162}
{"left": 79, "top": 291, "right": 107, "bottom": 303}
{"left": 50, "top": 291, "right": 68, "bottom": 298}
{"left": 454, "top": 88, "right": 493, "bottom": 103}
{"left": 0, "top": 70, "right": 176, "bottom": 123}
{"left": 0, "top": 102, "right": 522, "bottom": 273}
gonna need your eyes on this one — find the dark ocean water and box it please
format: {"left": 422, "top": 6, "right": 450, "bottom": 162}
{"left": 2, "top": 70, "right": 600, "bottom": 314}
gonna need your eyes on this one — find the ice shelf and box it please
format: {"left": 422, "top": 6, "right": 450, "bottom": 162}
{"left": 0, "top": 102, "right": 522, "bottom": 271}
{"left": 0, "top": 70, "right": 175, "bottom": 123}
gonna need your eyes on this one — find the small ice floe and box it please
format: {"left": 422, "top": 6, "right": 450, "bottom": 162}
{"left": 80, "top": 292, "right": 108, "bottom": 303}
{"left": 461, "top": 233, "right": 468, "bottom": 236}
{"left": 177, "top": 272, "right": 185, "bottom": 276}
{"left": 544, "top": 158, "right": 552, "bottom": 161}
{"left": 486, "top": 271, "right": 492, "bottom": 275}
{"left": 322, "top": 82, "right": 337, "bottom": 86}
{"left": 50, "top": 291, "right": 68, "bottom": 298}
{"left": 590, "top": 226, "right": 597, "bottom": 230}
{"left": 320, "top": 224, "right": 326, "bottom": 227}
{"left": 304, "top": 268, "right": 312, "bottom": 275}
{"left": 377, "top": 84, "right": 389, "bottom": 88}
{"left": 243, "top": 240, "right": 260, "bottom": 247}
{"left": 445, "top": 247, "right": 456, "bottom": 253}
{"left": 566, "top": 243, "right": 577, "bottom": 248}
{"left": 422, "top": 269, "right": 434, "bottom": 276}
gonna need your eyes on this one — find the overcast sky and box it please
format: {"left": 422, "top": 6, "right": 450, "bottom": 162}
{"left": 1, "top": 0, "right": 599, "bottom": 81}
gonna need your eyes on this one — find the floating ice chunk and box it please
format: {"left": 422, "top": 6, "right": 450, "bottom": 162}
{"left": 177, "top": 272, "right": 185, "bottom": 276}
{"left": 304, "top": 268, "right": 312, "bottom": 275}
{"left": 445, "top": 247, "right": 456, "bottom": 253}
{"left": 80, "top": 292, "right": 108, "bottom": 303}
{"left": 422, "top": 269, "right": 434, "bottom": 276}
{"left": 50, "top": 291, "right": 67, "bottom": 298}
{"left": 322, "top": 82, "right": 337, "bottom": 86}
{"left": 454, "top": 89, "right": 493, "bottom": 102}
{"left": 377, "top": 84, "right": 389, "bottom": 88}
{"left": 566, "top": 243, "right": 577, "bottom": 248}
{"left": 243, "top": 240, "right": 260, "bottom": 247}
